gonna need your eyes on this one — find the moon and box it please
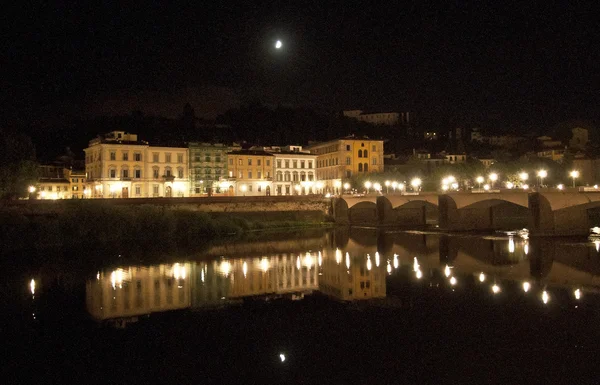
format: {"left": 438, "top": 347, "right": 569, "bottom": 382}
{"left": 275, "top": 40, "right": 282, "bottom": 49}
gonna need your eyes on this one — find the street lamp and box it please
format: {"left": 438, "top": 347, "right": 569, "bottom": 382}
{"left": 373, "top": 182, "right": 381, "bottom": 193}
{"left": 334, "top": 180, "right": 342, "bottom": 196}
{"left": 240, "top": 184, "right": 247, "bottom": 196}
{"left": 364, "top": 181, "right": 372, "bottom": 194}
{"left": 506, "top": 181, "right": 514, "bottom": 189}
{"left": 519, "top": 172, "right": 528, "bottom": 182}
{"left": 343, "top": 182, "right": 350, "bottom": 194}
{"left": 537, "top": 169, "right": 547, "bottom": 188}
{"left": 391, "top": 181, "right": 398, "bottom": 192}
{"left": 570, "top": 170, "right": 579, "bottom": 188}
{"left": 476, "top": 176, "right": 484, "bottom": 190}
{"left": 489, "top": 173, "right": 498, "bottom": 188}
{"left": 28, "top": 185, "right": 36, "bottom": 194}
{"left": 385, "top": 180, "right": 390, "bottom": 194}
{"left": 410, "top": 178, "right": 421, "bottom": 192}
{"left": 398, "top": 183, "right": 405, "bottom": 194}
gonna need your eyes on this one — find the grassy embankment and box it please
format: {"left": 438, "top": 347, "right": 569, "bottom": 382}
{"left": 0, "top": 201, "right": 333, "bottom": 252}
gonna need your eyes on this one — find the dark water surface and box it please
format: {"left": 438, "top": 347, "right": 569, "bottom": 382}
{"left": 4, "top": 229, "right": 600, "bottom": 384}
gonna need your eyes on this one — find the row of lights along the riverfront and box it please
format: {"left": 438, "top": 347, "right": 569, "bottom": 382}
{"left": 361, "top": 169, "right": 583, "bottom": 194}
{"left": 24, "top": 169, "right": 588, "bottom": 198}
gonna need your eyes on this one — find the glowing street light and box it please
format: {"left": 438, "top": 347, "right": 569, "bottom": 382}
{"left": 343, "top": 182, "right": 350, "bottom": 193}
{"left": 489, "top": 173, "right": 498, "bottom": 188}
{"left": 384, "top": 180, "right": 391, "bottom": 194}
{"left": 364, "top": 181, "right": 372, "bottom": 194}
{"left": 523, "top": 281, "right": 531, "bottom": 292}
{"left": 28, "top": 185, "right": 36, "bottom": 193}
{"left": 398, "top": 183, "right": 405, "bottom": 193}
{"left": 557, "top": 184, "right": 564, "bottom": 190}
{"left": 506, "top": 181, "right": 514, "bottom": 189}
{"left": 492, "top": 284, "right": 501, "bottom": 294}
{"left": 519, "top": 172, "right": 529, "bottom": 182}
{"left": 373, "top": 182, "right": 381, "bottom": 193}
{"left": 570, "top": 170, "right": 579, "bottom": 188}
{"left": 483, "top": 184, "right": 490, "bottom": 191}
{"left": 391, "top": 181, "right": 398, "bottom": 192}
{"left": 275, "top": 40, "right": 283, "bottom": 49}
{"left": 240, "top": 184, "right": 247, "bottom": 196}
{"left": 410, "top": 178, "right": 421, "bottom": 192}
{"left": 476, "top": 176, "right": 484, "bottom": 190}
{"left": 537, "top": 169, "right": 547, "bottom": 187}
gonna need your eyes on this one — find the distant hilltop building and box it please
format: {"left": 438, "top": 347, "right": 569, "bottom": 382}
{"left": 343, "top": 110, "right": 410, "bottom": 126}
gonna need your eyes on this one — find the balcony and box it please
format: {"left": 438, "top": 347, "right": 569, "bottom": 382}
{"left": 162, "top": 175, "right": 175, "bottom": 182}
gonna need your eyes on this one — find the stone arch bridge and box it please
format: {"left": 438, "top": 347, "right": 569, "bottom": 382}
{"left": 332, "top": 191, "right": 600, "bottom": 236}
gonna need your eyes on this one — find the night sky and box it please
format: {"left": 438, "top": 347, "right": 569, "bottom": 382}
{"left": 2, "top": 1, "right": 599, "bottom": 130}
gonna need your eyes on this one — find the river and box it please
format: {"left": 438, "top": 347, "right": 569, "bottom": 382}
{"left": 4, "top": 228, "right": 600, "bottom": 384}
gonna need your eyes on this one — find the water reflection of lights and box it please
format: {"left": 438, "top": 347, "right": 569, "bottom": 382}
{"left": 444, "top": 265, "right": 451, "bottom": 277}
{"left": 366, "top": 255, "right": 372, "bottom": 271}
{"left": 243, "top": 261, "right": 248, "bottom": 277}
{"left": 345, "top": 253, "right": 351, "bottom": 269}
{"left": 542, "top": 290, "right": 550, "bottom": 304}
{"left": 296, "top": 256, "right": 301, "bottom": 270}
{"left": 595, "top": 240, "right": 600, "bottom": 253}
{"left": 574, "top": 288, "right": 582, "bottom": 300}
{"left": 393, "top": 254, "right": 399, "bottom": 269}
{"left": 524, "top": 243, "right": 529, "bottom": 255}
{"left": 523, "top": 282, "right": 531, "bottom": 292}
{"left": 173, "top": 263, "right": 187, "bottom": 280}
{"left": 479, "top": 273, "right": 486, "bottom": 282}
{"left": 96, "top": 272, "right": 100, "bottom": 280}
{"left": 201, "top": 268, "right": 205, "bottom": 282}
{"left": 449, "top": 276, "right": 457, "bottom": 286}
{"left": 279, "top": 353, "right": 286, "bottom": 363}
{"left": 111, "top": 269, "right": 126, "bottom": 289}
{"left": 386, "top": 262, "right": 392, "bottom": 274}
{"left": 30, "top": 279, "right": 36, "bottom": 295}
{"left": 318, "top": 251, "right": 322, "bottom": 267}
{"left": 260, "top": 258, "right": 270, "bottom": 272}
{"left": 415, "top": 270, "right": 423, "bottom": 279}
{"left": 508, "top": 237, "right": 515, "bottom": 253}
{"left": 492, "top": 284, "right": 501, "bottom": 294}
{"left": 375, "top": 252, "right": 380, "bottom": 267}
{"left": 413, "top": 257, "right": 420, "bottom": 272}
{"left": 335, "top": 249, "right": 342, "bottom": 264}
{"left": 220, "top": 261, "right": 231, "bottom": 277}
{"left": 304, "top": 253, "right": 314, "bottom": 269}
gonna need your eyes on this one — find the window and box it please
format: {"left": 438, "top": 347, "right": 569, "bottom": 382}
{"left": 346, "top": 170, "right": 352, "bottom": 178}
{"left": 361, "top": 142, "right": 365, "bottom": 147}
{"left": 153, "top": 185, "right": 159, "bottom": 196}
{"left": 277, "top": 160, "right": 282, "bottom": 168}
{"left": 277, "top": 172, "right": 283, "bottom": 181}
{"left": 165, "top": 168, "right": 172, "bottom": 177}
{"left": 257, "top": 159, "right": 261, "bottom": 166}
{"left": 308, "top": 161, "right": 313, "bottom": 169}
{"left": 153, "top": 168, "right": 159, "bottom": 179}
{"left": 372, "top": 145, "right": 376, "bottom": 152}
{"left": 134, "top": 153, "right": 141, "bottom": 161}
{"left": 346, "top": 157, "right": 351, "bottom": 165}
{"left": 177, "top": 154, "right": 183, "bottom": 163}
{"left": 72, "top": 186, "right": 78, "bottom": 191}
{"left": 364, "top": 163, "right": 369, "bottom": 172}
{"left": 293, "top": 160, "right": 297, "bottom": 168}
{"left": 358, "top": 150, "right": 363, "bottom": 158}
{"left": 238, "top": 159, "right": 242, "bottom": 165}
{"left": 178, "top": 168, "right": 183, "bottom": 178}
{"left": 248, "top": 171, "right": 252, "bottom": 178}
{"left": 216, "top": 156, "right": 221, "bottom": 163}
{"left": 258, "top": 185, "right": 262, "bottom": 192}
{"left": 266, "top": 159, "right": 270, "bottom": 166}
{"left": 110, "top": 151, "right": 116, "bottom": 161}
{"left": 301, "top": 161, "right": 305, "bottom": 169}
{"left": 285, "top": 186, "right": 290, "bottom": 195}
{"left": 135, "top": 185, "right": 141, "bottom": 195}
{"left": 135, "top": 169, "right": 141, "bottom": 178}
{"left": 194, "top": 155, "right": 201, "bottom": 162}
{"left": 165, "top": 153, "right": 171, "bottom": 163}
{"left": 122, "top": 169, "right": 129, "bottom": 178}
{"left": 248, "top": 159, "right": 252, "bottom": 166}
{"left": 364, "top": 150, "right": 368, "bottom": 157}
{"left": 153, "top": 153, "right": 159, "bottom": 162}
{"left": 205, "top": 154, "right": 211, "bottom": 162}
{"left": 346, "top": 145, "right": 350, "bottom": 151}
{"left": 229, "top": 158, "right": 233, "bottom": 165}
{"left": 358, "top": 163, "right": 363, "bottom": 172}
{"left": 110, "top": 169, "right": 116, "bottom": 178}
{"left": 257, "top": 171, "right": 261, "bottom": 179}
{"left": 285, "top": 160, "right": 290, "bottom": 168}
{"left": 372, "top": 157, "right": 377, "bottom": 165}
{"left": 238, "top": 171, "right": 243, "bottom": 178}
{"left": 122, "top": 152, "right": 128, "bottom": 161}
{"left": 248, "top": 185, "right": 253, "bottom": 192}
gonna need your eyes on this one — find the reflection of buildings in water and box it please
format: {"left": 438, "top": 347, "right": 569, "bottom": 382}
{"left": 86, "top": 263, "right": 192, "bottom": 320}
{"left": 319, "top": 249, "right": 386, "bottom": 301}
{"left": 192, "top": 253, "right": 320, "bottom": 308}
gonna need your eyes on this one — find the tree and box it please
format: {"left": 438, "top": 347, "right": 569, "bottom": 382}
{"left": 0, "top": 130, "right": 39, "bottom": 199}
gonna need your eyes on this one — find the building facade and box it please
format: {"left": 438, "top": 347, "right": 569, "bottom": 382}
{"left": 226, "top": 150, "right": 274, "bottom": 196}
{"left": 36, "top": 165, "right": 87, "bottom": 199}
{"left": 84, "top": 131, "right": 189, "bottom": 198}
{"left": 343, "top": 110, "right": 410, "bottom": 126}
{"left": 188, "top": 142, "right": 240, "bottom": 196}
{"left": 272, "top": 146, "right": 317, "bottom": 195}
{"left": 306, "top": 136, "right": 384, "bottom": 194}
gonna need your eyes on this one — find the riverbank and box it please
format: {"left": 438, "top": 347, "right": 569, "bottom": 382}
{"left": 1, "top": 201, "right": 334, "bottom": 252}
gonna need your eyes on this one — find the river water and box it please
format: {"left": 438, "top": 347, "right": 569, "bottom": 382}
{"left": 4, "top": 228, "right": 600, "bottom": 384}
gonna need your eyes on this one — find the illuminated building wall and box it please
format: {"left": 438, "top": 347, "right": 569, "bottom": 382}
{"left": 226, "top": 150, "right": 275, "bottom": 196}
{"left": 86, "top": 263, "right": 191, "bottom": 320}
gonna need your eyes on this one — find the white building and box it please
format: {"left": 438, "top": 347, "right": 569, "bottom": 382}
{"left": 271, "top": 146, "right": 318, "bottom": 195}
{"left": 84, "top": 131, "right": 189, "bottom": 198}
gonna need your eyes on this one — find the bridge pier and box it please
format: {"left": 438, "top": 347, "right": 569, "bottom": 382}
{"left": 439, "top": 195, "right": 494, "bottom": 231}
{"left": 529, "top": 192, "right": 600, "bottom": 236}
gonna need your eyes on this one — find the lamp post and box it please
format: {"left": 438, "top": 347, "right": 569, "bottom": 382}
{"left": 373, "top": 182, "right": 381, "bottom": 194}
{"left": 519, "top": 172, "right": 528, "bottom": 189}
{"left": 343, "top": 182, "right": 350, "bottom": 194}
{"left": 385, "top": 180, "right": 390, "bottom": 194}
{"left": 391, "top": 181, "right": 398, "bottom": 193}
{"left": 334, "top": 180, "right": 342, "bottom": 196}
{"left": 537, "top": 169, "right": 547, "bottom": 188}
{"left": 364, "top": 181, "right": 372, "bottom": 194}
{"left": 240, "top": 184, "right": 247, "bottom": 196}
{"left": 410, "top": 178, "right": 421, "bottom": 192}
{"left": 398, "top": 183, "right": 405, "bottom": 194}
{"left": 570, "top": 170, "right": 579, "bottom": 188}
{"left": 476, "top": 176, "right": 484, "bottom": 191}
{"left": 489, "top": 173, "right": 498, "bottom": 189}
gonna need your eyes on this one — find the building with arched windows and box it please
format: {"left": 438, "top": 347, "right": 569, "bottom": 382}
{"left": 84, "top": 131, "right": 189, "bottom": 198}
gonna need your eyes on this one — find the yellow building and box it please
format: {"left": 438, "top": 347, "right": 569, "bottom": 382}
{"left": 36, "top": 165, "right": 84, "bottom": 199}
{"left": 65, "top": 168, "right": 87, "bottom": 198}
{"left": 305, "top": 136, "right": 384, "bottom": 194}
{"left": 226, "top": 149, "right": 274, "bottom": 196}
{"left": 84, "top": 131, "right": 189, "bottom": 198}
{"left": 86, "top": 262, "right": 192, "bottom": 321}
{"left": 319, "top": 249, "right": 386, "bottom": 301}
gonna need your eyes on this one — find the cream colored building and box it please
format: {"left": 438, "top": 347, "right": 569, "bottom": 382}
{"left": 306, "top": 136, "right": 384, "bottom": 194}
{"left": 270, "top": 146, "right": 317, "bottom": 195}
{"left": 84, "top": 131, "right": 189, "bottom": 198}
{"left": 36, "top": 165, "right": 87, "bottom": 199}
{"left": 66, "top": 168, "right": 87, "bottom": 199}
{"left": 226, "top": 149, "right": 274, "bottom": 196}
{"left": 86, "top": 262, "right": 192, "bottom": 321}
{"left": 343, "top": 110, "right": 410, "bottom": 126}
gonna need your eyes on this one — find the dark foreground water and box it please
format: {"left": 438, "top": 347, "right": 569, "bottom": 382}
{"left": 4, "top": 228, "right": 600, "bottom": 384}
